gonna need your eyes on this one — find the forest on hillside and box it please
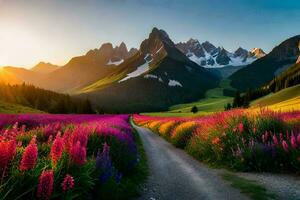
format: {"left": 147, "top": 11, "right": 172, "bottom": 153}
{"left": 226, "top": 63, "right": 300, "bottom": 109}
{"left": 0, "top": 83, "right": 94, "bottom": 114}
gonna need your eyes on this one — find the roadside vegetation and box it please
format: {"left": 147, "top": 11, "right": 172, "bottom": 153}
{"left": 0, "top": 114, "right": 147, "bottom": 199}
{"left": 134, "top": 109, "right": 300, "bottom": 173}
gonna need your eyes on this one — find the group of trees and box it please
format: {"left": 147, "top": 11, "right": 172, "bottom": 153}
{"left": 225, "top": 63, "right": 300, "bottom": 110}
{"left": 0, "top": 83, "right": 94, "bottom": 114}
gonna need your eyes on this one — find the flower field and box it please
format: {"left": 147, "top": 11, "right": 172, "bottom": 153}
{"left": 134, "top": 109, "right": 300, "bottom": 172}
{"left": 0, "top": 114, "right": 144, "bottom": 200}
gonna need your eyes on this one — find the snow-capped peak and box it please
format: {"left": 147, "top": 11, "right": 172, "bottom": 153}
{"left": 176, "top": 39, "right": 265, "bottom": 68}
{"left": 250, "top": 48, "right": 266, "bottom": 59}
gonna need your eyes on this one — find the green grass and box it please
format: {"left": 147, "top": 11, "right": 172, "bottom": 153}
{"left": 251, "top": 84, "right": 300, "bottom": 107}
{"left": 0, "top": 101, "right": 44, "bottom": 114}
{"left": 79, "top": 73, "right": 126, "bottom": 93}
{"left": 143, "top": 79, "right": 234, "bottom": 117}
{"left": 250, "top": 84, "right": 300, "bottom": 112}
{"left": 222, "top": 173, "right": 277, "bottom": 200}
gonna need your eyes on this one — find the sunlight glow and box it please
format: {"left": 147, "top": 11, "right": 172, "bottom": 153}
{"left": 0, "top": 23, "right": 43, "bottom": 67}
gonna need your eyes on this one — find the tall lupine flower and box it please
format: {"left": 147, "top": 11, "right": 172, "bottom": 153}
{"left": 20, "top": 136, "right": 38, "bottom": 171}
{"left": 61, "top": 174, "right": 75, "bottom": 192}
{"left": 291, "top": 133, "right": 297, "bottom": 149}
{"left": 238, "top": 123, "right": 244, "bottom": 133}
{"left": 50, "top": 132, "right": 64, "bottom": 165}
{"left": 262, "top": 135, "right": 265, "bottom": 143}
{"left": 37, "top": 170, "right": 54, "bottom": 200}
{"left": 69, "top": 127, "right": 88, "bottom": 147}
{"left": 272, "top": 135, "right": 279, "bottom": 146}
{"left": 115, "top": 171, "right": 122, "bottom": 184}
{"left": 63, "top": 128, "right": 72, "bottom": 151}
{"left": 286, "top": 130, "right": 290, "bottom": 140}
{"left": 96, "top": 143, "right": 114, "bottom": 183}
{"left": 70, "top": 141, "right": 86, "bottom": 165}
{"left": 279, "top": 133, "right": 283, "bottom": 141}
{"left": 282, "top": 140, "right": 289, "bottom": 152}
{"left": 47, "top": 135, "right": 53, "bottom": 144}
{"left": 264, "top": 131, "right": 269, "bottom": 141}
{"left": 0, "top": 140, "right": 16, "bottom": 172}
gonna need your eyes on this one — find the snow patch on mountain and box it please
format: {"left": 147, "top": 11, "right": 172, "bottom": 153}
{"left": 144, "top": 74, "right": 158, "bottom": 79}
{"left": 119, "top": 62, "right": 149, "bottom": 82}
{"left": 119, "top": 54, "right": 153, "bottom": 82}
{"left": 168, "top": 79, "right": 182, "bottom": 87}
{"left": 156, "top": 46, "right": 164, "bottom": 54}
{"left": 107, "top": 59, "right": 124, "bottom": 66}
{"left": 144, "top": 74, "right": 164, "bottom": 83}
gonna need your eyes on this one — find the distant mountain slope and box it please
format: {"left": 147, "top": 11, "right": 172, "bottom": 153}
{"left": 31, "top": 62, "right": 59, "bottom": 74}
{"left": 80, "top": 28, "right": 219, "bottom": 112}
{"left": 2, "top": 66, "right": 42, "bottom": 84}
{"left": 36, "top": 42, "right": 138, "bottom": 92}
{"left": 176, "top": 39, "right": 265, "bottom": 68}
{"left": 230, "top": 35, "right": 300, "bottom": 91}
{"left": 207, "top": 65, "right": 246, "bottom": 79}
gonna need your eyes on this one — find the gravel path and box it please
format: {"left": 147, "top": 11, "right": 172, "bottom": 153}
{"left": 133, "top": 124, "right": 249, "bottom": 200}
{"left": 237, "top": 172, "right": 300, "bottom": 200}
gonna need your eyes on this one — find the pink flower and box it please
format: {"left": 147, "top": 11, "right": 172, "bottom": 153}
{"left": 69, "top": 128, "right": 88, "bottom": 147}
{"left": 212, "top": 137, "right": 220, "bottom": 145}
{"left": 238, "top": 123, "right": 244, "bottom": 133}
{"left": 47, "top": 135, "right": 53, "bottom": 144}
{"left": 297, "top": 134, "right": 300, "bottom": 145}
{"left": 0, "top": 140, "right": 16, "bottom": 172}
{"left": 70, "top": 141, "right": 86, "bottom": 165}
{"left": 37, "top": 170, "right": 54, "bottom": 200}
{"left": 282, "top": 140, "right": 289, "bottom": 152}
{"left": 264, "top": 131, "right": 269, "bottom": 141}
{"left": 291, "top": 133, "right": 297, "bottom": 149}
{"left": 61, "top": 174, "right": 75, "bottom": 192}
{"left": 50, "top": 132, "right": 64, "bottom": 165}
{"left": 262, "top": 135, "right": 265, "bottom": 143}
{"left": 20, "top": 137, "right": 38, "bottom": 171}
{"left": 272, "top": 135, "right": 279, "bottom": 145}
{"left": 17, "top": 141, "right": 22, "bottom": 147}
{"left": 253, "top": 127, "right": 256, "bottom": 134}
{"left": 279, "top": 133, "right": 283, "bottom": 141}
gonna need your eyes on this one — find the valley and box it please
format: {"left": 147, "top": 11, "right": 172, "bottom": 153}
{"left": 1, "top": 9, "right": 300, "bottom": 200}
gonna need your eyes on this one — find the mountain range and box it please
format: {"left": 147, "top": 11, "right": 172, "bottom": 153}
{"left": 230, "top": 35, "right": 300, "bottom": 91}
{"left": 176, "top": 39, "right": 265, "bottom": 68}
{"left": 1, "top": 28, "right": 299, "bottom": 112}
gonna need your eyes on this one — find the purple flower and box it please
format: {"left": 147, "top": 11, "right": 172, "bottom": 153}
{"left": 115, "top": 171, "right": 122, "bottom": 184}
{"left": 96, "top": 143, "right": 114, "bottom": 183}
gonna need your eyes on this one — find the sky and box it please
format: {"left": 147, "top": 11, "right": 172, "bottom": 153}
{"left": 1, "top": 0, "right": 300, "bottom": 68}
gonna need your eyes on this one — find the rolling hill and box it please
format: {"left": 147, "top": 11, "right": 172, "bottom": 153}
{"left": 251, "top": 85, "right": 300, "bottom": 107}
{"left": 0, "top": 100, "right": 44, "bottom": 114}
{"left": 251, "top": 84, "right": 300, "bottom": 111}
